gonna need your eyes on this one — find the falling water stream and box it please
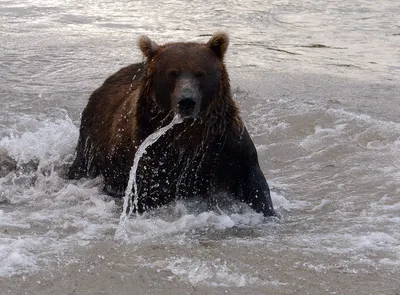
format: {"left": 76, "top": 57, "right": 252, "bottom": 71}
{"left": 117, "top": 115, "right": 183, "bottom": 237}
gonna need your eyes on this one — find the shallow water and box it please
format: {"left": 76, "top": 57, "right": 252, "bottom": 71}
{"left": 1, "top": 0, "right": 399, "bottom": 294}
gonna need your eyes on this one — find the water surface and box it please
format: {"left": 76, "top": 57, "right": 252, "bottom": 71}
{"left": 0, "top": 0, "right": 399, "bottom": 294}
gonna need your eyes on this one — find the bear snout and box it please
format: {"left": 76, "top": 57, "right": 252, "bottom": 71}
{"left": 175, "top": 81, "right": 200, "bottom": 118}
{"left": 178, "top": 96, "right": 197, "bottom": 117}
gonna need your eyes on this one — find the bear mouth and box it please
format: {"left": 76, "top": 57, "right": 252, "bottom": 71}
{"left": 177, "top": 97, "right": 199, "bottom": 118}
{"left": 177, "top": 108, "right": 198, "bottom": 119}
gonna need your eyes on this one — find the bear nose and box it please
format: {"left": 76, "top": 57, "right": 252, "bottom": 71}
{"left": 178, "top": 97, "right": 196, "bottom": 110}
{"left": 177, "top": 87, "right": 197, "bottom": 113}
{"left": 175, "top": 83, "right": 199, "bottom": 118}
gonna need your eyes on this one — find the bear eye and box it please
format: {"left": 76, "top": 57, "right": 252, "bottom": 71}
{"left": 167, "top": 69, "right": 179, "bottom": 79}
{"left": 195, "top": 71, "right": 206, "bottom": 79}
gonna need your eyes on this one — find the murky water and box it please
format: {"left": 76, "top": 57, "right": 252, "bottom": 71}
{"left": 1, "top": 0, "right": 399, "bottom": 294}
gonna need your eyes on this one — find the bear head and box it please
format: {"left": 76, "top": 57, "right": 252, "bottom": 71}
{"left": 138, "top": 33, "right": 230, "bottom": 119}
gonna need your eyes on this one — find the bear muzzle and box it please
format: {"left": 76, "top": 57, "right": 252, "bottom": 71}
{"left": 175, "top": 80, "right": 201, "bottom": 118}
{"left": 178, "top": 97, "right": 197, "bottom": 118}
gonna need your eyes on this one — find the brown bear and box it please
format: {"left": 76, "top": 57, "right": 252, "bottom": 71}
{"left": 68, "top": 33, "right": 276, "bottom": 217}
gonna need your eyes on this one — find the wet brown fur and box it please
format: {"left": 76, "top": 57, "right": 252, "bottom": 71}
{"left": 68, "top": 33, "right": 276, "bottom": 216}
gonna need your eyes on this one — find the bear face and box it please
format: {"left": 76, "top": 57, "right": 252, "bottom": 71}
{"left": 138, "top": 34, "right": 229, "bottom": 119}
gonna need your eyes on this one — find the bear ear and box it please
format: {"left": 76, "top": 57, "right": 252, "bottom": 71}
{"left": 138, "top": 35, "right": 160, "bottom": 59}
{"left": 207, "top": 32, "right": 229, "bottom": 60}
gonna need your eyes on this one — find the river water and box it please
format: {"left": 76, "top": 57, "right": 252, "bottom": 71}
{"left": 0, "top": 0, "right": 399, "bottom": 294}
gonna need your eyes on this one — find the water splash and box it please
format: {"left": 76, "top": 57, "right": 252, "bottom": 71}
{"left": 117, "top": 115, "right": 183, "bottom": 237}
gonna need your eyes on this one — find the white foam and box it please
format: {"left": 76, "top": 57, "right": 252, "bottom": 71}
{"left": 0, "top": 112, "right": 78, "bottom": 164}
{"left": 311, "top": 199, "right": 330, "bottom": 212}
{"left": 116, "top": 208, "right": 253, "bottom": 243}
{"left": 0, "top": 210, "right": 30, "bottom": 229}
{"left": 0, "top": 114, "right": 119, "bottom": 276}
{"left": 299, "top": 124, "right": 347, "bottom": 151}
{"left": 379, "top": 258, "right": 400, "bottom": 267}
{"left": 161, "top": 257, "right": 258, "bottom": 286}
{"left": 327, "top": 108, "right": 400, "bottom": 135}
{"left": 271, "top": 191, "right": 306, "bottom": 211}
{"left": 294, "top": 231, "right": 400, "bottom": 266}
{"left": 115, "top": 190, "right": 290, "bottom": 244}
{"left": 147, "top": 256, "right": 285, "bottom": 287}
{"left": 0, "top": 238, "right": 40, "bottom": 276}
